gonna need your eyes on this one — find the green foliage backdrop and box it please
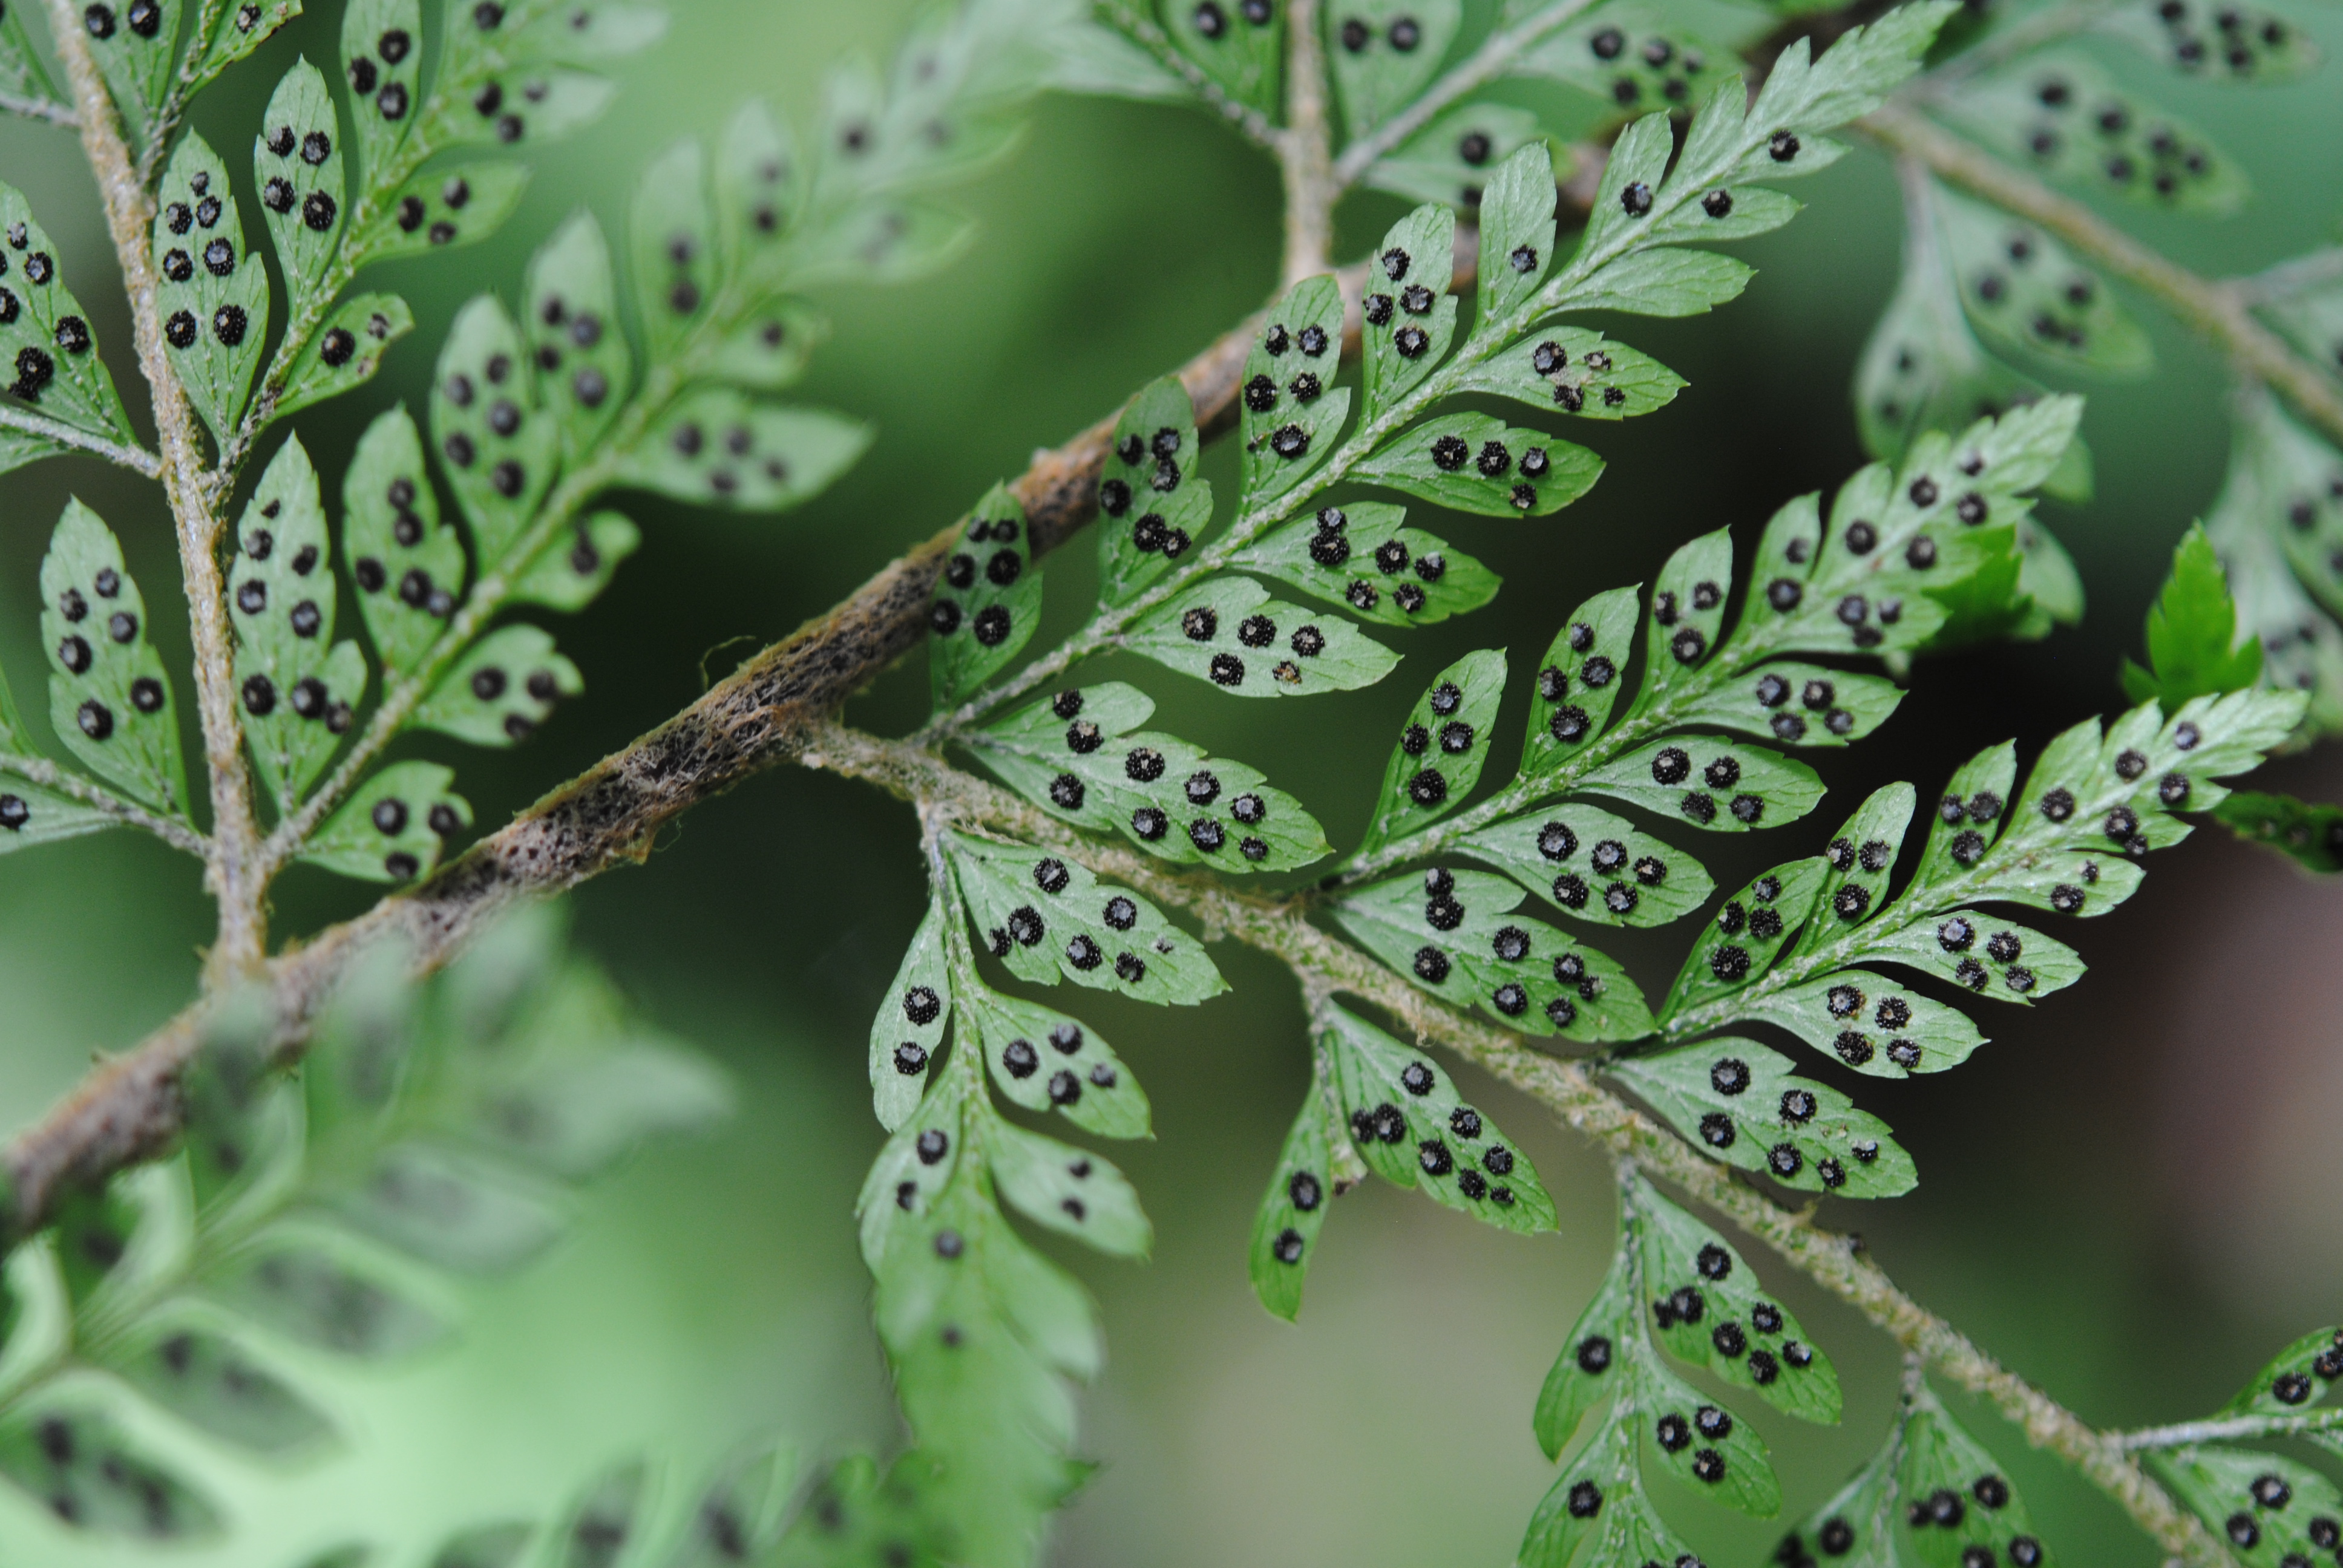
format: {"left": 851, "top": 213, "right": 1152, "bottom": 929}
{"left": 0, "top": 0, "right": 2339, "bottom": 1564}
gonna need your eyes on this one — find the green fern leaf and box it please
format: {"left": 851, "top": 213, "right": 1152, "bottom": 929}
{"left": 525, "top": 213, "right": 632, "bottom": 461}
{"left": 1127, "top": 577, "right": 1398, "bottom": 697}
{"left": 1895, "top": 1385, "right": 2059, "bottom": 1568}
{"left": 871, "top": 899, "right": 952, "bottom": 1131}
{"left": 1247, "top": 1078, "right": 1340, "bottom": 1320}
{"left": 962, "top": 984, "right": 1152, "bottom": 1138}
{"left": 431, "top": 296, "right": 558, "bottom": 561}
{"left": 1361, "top": 204, "right": 1461, "bottom": 419}
{"left": 254, "top": 62, "right": 349, "bottom": 317}
{"left": 275, "top": 293, "right": 415, "bottom": 418}
{"left": 1359, "top": 100, "right": 1552, "bottom": 210}
{"left": 1608, "top": 1036, "right": 1917, "bottom": 1197}
{"left": 87, "top": 0, "right": 182, "bottom": 135}
{"left": 39, "top": 501, "right": 189, "bottom": 815}
{"left": 1096, "top": 376, "right": 1210, "bottom": 604}
{"left": 2215, "top": 791, "right": 2343, "bottom": 872}
{"left": 945, "top": 831, "right": 1227, "bottom": 1004}
{"left": 969, "top": 683, "right": 1329, "bottom": 871}
{"left": 344, "top": 405, "right": 467, "bottom": 676}
{"left": 1335, "top": 868, "right": 1653, "bottom": 1040}
{"left": 1355, "top": 409, "right": 1602, "bottom": 515}
{"left": 0, "top": 185, "right": 137, "bottom": 448}
{"left": 229, "top": 437, "right": 369, "bottom": 807}
{"left": 1359, "top": 648, "right": 1507, "bottom": 851}
{"left": 2099, "top": 0, "right": 2319, "bottom": 79}
{"left": 2217, "top": 1325, "right": 2343, "bottom": 1413}
{"left": 1458, "top": 806, "right": 1716, "bottom": 927}
{"left": 1942, "top": 56, "right": 2248, "bottom": 215}
{"left": 339, "top": 0, "right": 422, "bottom": 177}
{"left": 347, "top": 164, "right": 531, "bottom": 264}
{"left": 1162, "top": 0, "right": 1282, "bottom": 115}
{"left": 1331, "top": 0, "right": 1461, "bottom": 132}
{"left": 929, "top": 487, "right": 1043, "bottom": 709}
{"left": 154, "top": 134, "right": 269, "bottom": 440}
{"left": 1237, "top": 276, "right": 1350, "bottom": 506}
{"left": 1933, "top": 183, "right": 2151, "bottom": 376}
{"left": 2121, "top": 524, "right": 2263, "bottom": 707}
{"left": 1321, "top": 1002, "right": 1556, "bottom": 1232}
{"left": 1230, "top": 501, "right": 1499, "bottom": 624}
{"left": 988, "top": 1117, "right": 1152, "bottom": 1256}
{"left": 411, "top": 624, "right": 580, "bottom": 745}
{"left": 1509, "top": 8, "right": 1741, "bottom": 116}
{"left": 1452, "top": 325, "right": 1685, "bottom": 423}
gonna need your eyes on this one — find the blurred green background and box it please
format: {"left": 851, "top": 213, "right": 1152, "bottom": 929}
{"left": 1, "top": 0, "right": 2341, "bottom": 1563}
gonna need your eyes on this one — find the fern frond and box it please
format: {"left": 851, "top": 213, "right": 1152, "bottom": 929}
{"left": 0, "top": 910, "right": 726, "bottom": 1538}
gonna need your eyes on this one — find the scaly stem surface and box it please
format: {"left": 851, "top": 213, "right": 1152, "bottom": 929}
{"left": 2118, "top": 1409, "right": 2343, "bottom": 1451}
{"left": 44, "top": 0, "right": 267, "bottom": 979}
{"left": 1277, "top": 0, "right": 1335, "bottom": 284}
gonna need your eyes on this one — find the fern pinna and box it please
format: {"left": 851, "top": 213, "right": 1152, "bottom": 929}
{"left": 0, "top": 0, "right": 2335, "bottom": 1564}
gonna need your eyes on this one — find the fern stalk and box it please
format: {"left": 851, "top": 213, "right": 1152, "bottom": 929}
{"left": 41, "top": 0, "right": 269, "bottom": 979}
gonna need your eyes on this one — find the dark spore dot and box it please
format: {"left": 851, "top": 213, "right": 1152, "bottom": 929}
{"left": 1887, "top": 1039, "right": 1922, "bottom": 1070}
{"left": 1566, "top": 1481, "right": 1602, "bottom": 1520}
{"left": 1748, "top": 1349, "right": 1780, "bottom": 1383}
{"left": 1620, "top": 181, "right": 1653, "bottom": 217}
{"left": 1552, "top": 874, "right": 1588, "bottom": 909}
{"left": 2040, "top": 786, "right": 2076, "bottom": 822}
{"left": 1656, "top": 1412, "right": 1693, "bottom": 1451}
{"left": 1700, "top": 1112, "right": 1735, "bottom": 1148}
{"left": 1286, "top": 1168, "right": 1325, "bottom": 1214}
{"left": 1769, "top": 130, "right": 1800, "bottom": 161}
{"left": 77, "top": 699, "right": 113, "bottom": 739}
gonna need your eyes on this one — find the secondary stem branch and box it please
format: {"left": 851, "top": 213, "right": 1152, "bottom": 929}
{"left": 44, "top": 0, "right": 267, "bottom": 979}
{"left": 1277, "top": 0, "right": 1335, "bottom": 285}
